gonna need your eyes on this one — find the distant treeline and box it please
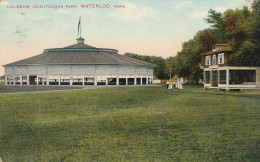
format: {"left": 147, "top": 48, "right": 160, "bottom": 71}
{"left": 124, "top": 53, "right": 173, "bottom": 79}
{"left": 125, "top": 0, "right": 260, "bottom": 84}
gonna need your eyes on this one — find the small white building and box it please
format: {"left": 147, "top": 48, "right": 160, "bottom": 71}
{"left": 201, "top": 44, "right": 260, "bottom": 91}
{"left": 3, "top": 37, "right": 155, "bottom": 86}
{"left": 153, "top": 75, "right": 161, "bottom": 84}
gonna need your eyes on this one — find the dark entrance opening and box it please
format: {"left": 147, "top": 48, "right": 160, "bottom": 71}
{"left": 211, "top": 71, "right": 218, "bottom": 87}
{"left": 29, "top": 76, "right": 37, "bottom": 85}
{"left": 60, "top": 79, "right": 70, "bottom": 85}
{"left": 142, "top": 78, "right": 147, "bottom": 85}
{"left": 136, "top": 78, "right": 141, "bottom": 85}
{"left": 119, "top": 78, "right": 126, "bottom": 85}
{"left": 108, "top": 78, "right": 117, "bottom": 85}
{"left": 128, "top": 78, "right": 134, "bottom": 85}
{"left": 84, "top": 77, "right": 94, "bottom": 85}
{"left": 73, "top": 81, "right": 83, "bottom": 85}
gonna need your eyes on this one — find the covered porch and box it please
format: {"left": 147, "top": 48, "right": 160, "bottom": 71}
{"left": 204, "top": 67, "right": 260, "bottom": 91}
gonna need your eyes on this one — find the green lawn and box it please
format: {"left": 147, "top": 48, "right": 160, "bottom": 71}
{"left": 0, "top": 86, "right": 259, "bottom": 161}
{"left": 0, "top": 81, "right": 4, "bottom": 87}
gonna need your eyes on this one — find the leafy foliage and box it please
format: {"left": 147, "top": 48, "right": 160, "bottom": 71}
{"left": 124, "top": 53, "right": 168, "bottom": 79}
{"left": 174, "top": 0, "right": 260, "bottom": 84}
{"left": 124, "top": 1, "right": 259, "bottom": 83}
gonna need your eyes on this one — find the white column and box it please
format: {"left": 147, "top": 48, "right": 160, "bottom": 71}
{"left": 4, "top": 75, "right": 7, "bottom": 85}
{"left": 46, "top": 76, "right": 49, "bottom": 85}
{"left": 105, "top": 75, "right": 108, "bottom": 85}
{"left": 70, "top": 76, "right": 73, "bottom": 86}
{"left": 217, "top": 71, "right": 220, "bottom": 90}
{"left": 141, "top": 77, "right": 143, "bottom": 85}
{"left": 70, "top": 66, "right": 72, "bottom": 86}
{"left": 226, "top": 69, "right": 229, "bottom": 91}
{"left": 134, "top": 76, "right": 136, "bottom": 85}
{"left": 146, "top": 75, "right": 148, "bottom": 85}
{"left": 116, "top": 75, "right": 119, "bottom": 85}
{"left": 20, "top": 75, "right": 22, "bottom": 85}
{"left": 94, "top": 74, "right": 97, "bottom": 85}
{"left": 210, "top": 69, "right": 212, "bottom": 87}
{"left": 83, "top": 75, "right": 85, "bottom": 85}
{"left": 126, "top": 76, "right": 128, "bottom": 85}
{"left": 27, "top": 75, "right": 29, "bottom": 85}
{"left": 58, "top": 75, "right": 61, "bottom": 86}
{"left": 36, "top": 75, "right": 39, "bottom": 85}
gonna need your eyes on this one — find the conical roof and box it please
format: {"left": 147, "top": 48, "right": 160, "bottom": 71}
{"left": 4, "top": 38, "right": 155, "bottom": 68}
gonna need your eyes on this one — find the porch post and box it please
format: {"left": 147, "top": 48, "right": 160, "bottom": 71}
{"left": 105, "top": 75, "right": 108, "bottom": 85}
{"left": 134, "top": 76, "right": 136, "bottom": 85}
{"left": 83, "top": 75, "right": 85, "bottom": 85}
{"left": 20, "top": 75, "right": 22, "bottom": 85}
{"left": 210, "top": 69, "right": 212, "bottom": 87}
{"left": 36, "top": 75, "right": 39, "bottom": 85}
{"left": 94, "top": 74, "right": 97, "bottom": 86}
{"left": 58, "top": 75, "right": 61, "bottom": 86}
{"left": 226, "top": 69, "right": 229, "bottom": 91}
{"left": 116, "top": 75, "right": 119, "bottom": 85}
{"left": 217, "top": 70, "right": 220, "bottom": 90}
{"left": 126, "top": 76, "right": 128, "bottom": 85}
{"left": 27, "top": 75, "right": 29, "bottom": 85}
{"left": 141, "top": 77, "right": 143, "bottom": 85}
{"left": 70, "top": 76, "right": 73, "bottom": 85}
{"left": 46, "top": 75, "right": 49, "bottom": 85}
{"left": 4, "top": 75, "right": 7, "bottom": 85}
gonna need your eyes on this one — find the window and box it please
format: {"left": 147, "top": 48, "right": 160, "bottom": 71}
{"left": 49, "top": 76, "right": 59, "bottom": 85}
{"left": 15, "top": 76, "right": 20, "bottom": 85}
{"left": 97, "top": 75, "right": 106, "bottom": 85}
{"left": 205, "top": 56, "right": 211, "bottom": 65}
{"left": 84, "top": 76, "right": 94, "bottom": 85}
{"left": 60, "top": 76, "right": 70, "bottom": 85}
{"left": 204, "top": 71, "right": 210, "bottom": 83}
{"left": 22, "top": 76, "right": 27, "bottom": 85}
{"left": 72, "top": 76, "right": 83, "bottom": 85}
{"left": 212, "top": 55, "right": 216, "bottom": 65}
{"left": 219, "top": 70, "right": 226, "bottom": 84}
{"left": 229, "top": 70, "right": 256, "bottom": 85}
{"left": 218, "top": 53, "right": 224, "bottom": 64}
{"left": 107, "top": 75, "right": 117, "bottom": 85}
{"left": 38, "top": 76, "right": 47, "bottom": 85}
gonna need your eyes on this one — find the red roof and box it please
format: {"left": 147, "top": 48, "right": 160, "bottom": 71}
{"left": 201, "top": 48, "right": 232, "bottom": 56}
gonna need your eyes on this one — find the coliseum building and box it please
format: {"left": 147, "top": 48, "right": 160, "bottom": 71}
{"left": 3, "top": 37, "right": 154, "bottom": 86}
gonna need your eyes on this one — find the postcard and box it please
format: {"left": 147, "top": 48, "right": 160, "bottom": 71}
{"left": 0, "top": 0, "right": 259, "bottom": 161}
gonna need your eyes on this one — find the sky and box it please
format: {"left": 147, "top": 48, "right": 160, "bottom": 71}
{"left": 0, "top": 0, "right": 253, "bottom": 76}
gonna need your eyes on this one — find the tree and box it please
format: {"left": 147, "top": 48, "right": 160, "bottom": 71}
{"left": 205, "top": 9, "right": 226, "bottom": 43}
{"left": 165, "top": 57, "right": 175, "bottom": 80}
{"left": 173, "top": 28, "right": 217, "bottom": 84}
{"left": 124, "top": 53, "right": 168, "bottom": 79}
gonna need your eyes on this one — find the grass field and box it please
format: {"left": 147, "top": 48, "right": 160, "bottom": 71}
{"left": 0, "top": 81, "right": 4, "bottom": 87}
{"left": 0, "top": 85, "right": 259, "bottom": 161}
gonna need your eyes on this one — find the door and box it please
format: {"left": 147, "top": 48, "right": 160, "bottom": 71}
{"left": 29, "top": 76, "right": 37, "bottom": 85}
{"left": 211, "top": 71, "right": 218, "bottom": 87}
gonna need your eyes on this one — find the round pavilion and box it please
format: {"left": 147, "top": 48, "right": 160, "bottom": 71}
{"left": 3, "top": 37, "right": 154, "bottom": 86}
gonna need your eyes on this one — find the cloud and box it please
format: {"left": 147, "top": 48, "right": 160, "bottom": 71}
{"left": 174, "top": 1, "right": 192, "bottom": 10}
{"left": 0, "top": 1, "right": 9, "bottom": 6}
{"left": 190, "top": 6, "right": 227, "bottom": 20}
{"left": 215, "top": 6, "right": 227, "bottom": 13}
{"left": 190, "top": 10, "right": 208, "bottom": 19}
{"left": 109, "top": 2, "right": 160, "bottom": 22}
